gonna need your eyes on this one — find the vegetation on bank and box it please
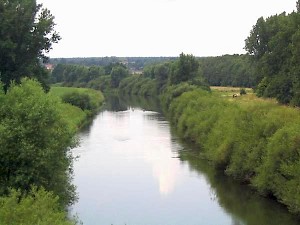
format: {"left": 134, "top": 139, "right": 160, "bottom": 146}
{"left": 0, "top": 83, "right": 104, "bottom": 225}
{"left": 163, "top": 87, "right": 300, "bottom": 214}
{"left": 0, "top": 187, "right": 77, "bottom": 225}
{"left": 1, "top": 0, "right": 298, "bottom": 221}
{"left": 0, "top": 0, "right": 107, "bottom": 223}
{"left": 50, "top": 86, "right": 104, "bottom": 126}
{"left": 114, "top": 51, "right": 300, "bottom": 215}
{"left": 0, "top": 79, "right": 80, "bottom": 224}
{"left": 51, "top": 63, "right": 129, "bottom": 93}
{"left": 118, "top": 53, "right": 210, "bottom": 97}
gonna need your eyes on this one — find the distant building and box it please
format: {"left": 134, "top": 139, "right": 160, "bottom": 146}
{"left": 44, "top": 63, "right": 54, "bottom": 71}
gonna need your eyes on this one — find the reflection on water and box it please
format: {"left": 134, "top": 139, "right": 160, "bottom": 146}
{"left": 179, "top": 150, "right": 300, "bottom": 225}
{"left": 71, "top": 95, "right": 300, "bottom": 225}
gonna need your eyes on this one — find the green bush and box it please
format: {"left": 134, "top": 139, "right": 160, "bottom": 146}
{"left": 240, "top": 88, "right": 247, "bottom": 95}
{"left": 62, "top": 92, "right": 93, "bottom": 111}
{"left": 162, "top": 85, "right": 300, "bottom": 214}
{"left": 0, "top": 187, "right": 78, "bottom": 225}
{"left": 119, "top": 75, "right": 157, "bottom": 97}
{"left": 253, "top": 122, "right": 300, "bottom": 213}
{"left": 0, "top": 78, "right": 77, "bottom": 207}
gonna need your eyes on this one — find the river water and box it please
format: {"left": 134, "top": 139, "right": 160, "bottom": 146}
{"left": 71, "top": 96, "right": 299, "bottom": 225}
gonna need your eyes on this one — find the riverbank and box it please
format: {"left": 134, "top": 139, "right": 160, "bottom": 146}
{"left": 161, "top": 85, "right": 300, "bottom": 215}
{"left": 50, "top": 86, "right": 105, "bottom": 129}
{"left": 119, "top": 77, "right": 300, "bottom": 215}
{"left": 0, "top": 80, "right": 103, "bottom": 225}
{"left": 71, "top": 93, "right": 300, "bottom": 224}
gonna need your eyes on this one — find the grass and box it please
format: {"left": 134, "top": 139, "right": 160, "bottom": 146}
{"left": 211, "top": 86, "right": 279, "bottom": 105}
{"left": 50, "top": 86, "right": 104, "bottom": 101}
{"left": 50, "top": 86, "right": 104, "bottom": 129}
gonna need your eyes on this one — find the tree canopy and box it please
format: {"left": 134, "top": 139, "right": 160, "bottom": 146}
{"left": 0, "top": 0, "right": 60, "bottom": 91}
{"left": 0, "top": 78, "right": 77, "bottom": 207}
{"left": 245, "top": 8, "right": 300, "bottom": 105}
{"left": 169, "top": 53, "right": 201, "bottom": 85}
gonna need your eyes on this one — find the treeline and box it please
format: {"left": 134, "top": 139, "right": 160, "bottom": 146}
{"left": 51, "top": 63, "right": 129, "bottom": 92}
{"left": 51, "top": 54, "right": 255, "bottom": 92}
{"left": 119, "top": 53, "right": 210, "bottom": 96}
{"left": 200, "top": 54, "right": 256, "bottom": 88}
{"left": 50, "top": 2, "right": 300, "bottom": 108}
{"left": 245, "top": 3, "right": 300, "bottom": 105}
{"left": 50, "top": 56, "right": 176, "bottom": 72}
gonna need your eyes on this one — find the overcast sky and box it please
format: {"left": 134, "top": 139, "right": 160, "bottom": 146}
{"left": 37, "top": 0, "right": 296, "bottom": 58}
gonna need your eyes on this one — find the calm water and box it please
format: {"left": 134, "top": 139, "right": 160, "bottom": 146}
{"left": 71, "top": 96, "right": 299, "bottom": 225}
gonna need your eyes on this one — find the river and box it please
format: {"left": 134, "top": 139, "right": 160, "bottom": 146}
{"left": 70, "top": 95, "right": 299, "bottom": 225}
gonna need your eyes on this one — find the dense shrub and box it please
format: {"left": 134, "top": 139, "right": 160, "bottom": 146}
{"left": 0, "top": 79, "right": 77, "bottom": 207}
{"left": 160, "top": 83, "right": 199, "bottom": 109}
{"left": 119, "top": 75, "right": 157, "bottom": 97}
{"left": 62, "top": 92, "right": 93, "bottom": 111}
{"left": 0, "top": 187, "right": 78, "bottom": 225}
{"left": 162, "top": 86, "right": 300, "bottom": 214}
{"left": 51, "top": 87, "right": 104, "bottom": 117}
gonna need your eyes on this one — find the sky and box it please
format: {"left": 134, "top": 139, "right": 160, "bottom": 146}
{"left": 37, "top": 0, "right": 297, "bottom": 58}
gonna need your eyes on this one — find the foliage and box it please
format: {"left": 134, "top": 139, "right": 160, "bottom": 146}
{"left": 0, "top": 79, "right": 77, "bottom": 207}
{"left": 62, "top": 92, "right": 93, "bottom": 111}
{"left": 119, "top": 75, "right": 157, "bottom": 97}
{"left": 87, "top": 75, "right": 112, "bottom": 93}
{"left": 240, "top": 88, "right": 247, "bottom": 95}
{"left": 160, "top": 83, "right": 199, "bottom": 109}
{"left": 52, "top": 87, "right": 103, "bottom": 112}
{"left": 169, "top": 53, "right": 202, "bottom": 85}
{"left": 50, "top": 63, "right": 128, "bottom": 92}
{"left": 161, "top": 85, "right": 300, "bottom": 214}
{"left": 50, "top": 56, "right": 176, "bottom": 71}
{"left": 51, "top": 64, "right": 106, "bottom": 87}
{"left": 0, "top": 187, "right": 78, "bottom": 225}
{"left": 110, "top": 65, "right": 129, "bottom": 88}
{"left": 56, "top": 101, "right": 86, "bottom": 131}
{"left": 200, "top": 54, "right": 256, "bottom": 88}
{"left": 50, "top": 86, "right": 104, "bottom": 125}
{"left": 0, "top": 0, "right": 60, "bottom": 91}
{"left": 245, "top": 9, "right": 300, "bottom": 105}
{"left": 252, "top": 122, "right": 300, "bottom": 213}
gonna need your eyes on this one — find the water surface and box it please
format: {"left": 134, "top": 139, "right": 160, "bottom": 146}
{"left": 71, "top": 96, "right": 299, "bottom": 225}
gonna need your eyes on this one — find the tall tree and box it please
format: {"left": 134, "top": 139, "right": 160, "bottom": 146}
{"left": 0, "top": 79, "right": 77, "bottom": 207}
{"left": 245, "top": 5, "right": 300, "bottom": 105}
{"left": 169, "top": 53, "right": 200, "bottom": 85}
{"left": 0, "top": 0, "right": 60, "bottom": 91}
{"left": 110, "top": 65, "right": 128, "bottom": 88}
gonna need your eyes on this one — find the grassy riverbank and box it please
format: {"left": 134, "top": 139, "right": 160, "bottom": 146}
{"left": 0, "top": 82, "right": 104, "bottom": 225}
{"left": 50, "top": 86, "right": 104, "bottom": 129}
{"left": 161, "top": 85, "right": 300, "bottom": 214}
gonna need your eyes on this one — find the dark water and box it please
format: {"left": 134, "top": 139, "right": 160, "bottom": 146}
{"left": 71, "top": 95, "right": 299, "bottom": 225}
